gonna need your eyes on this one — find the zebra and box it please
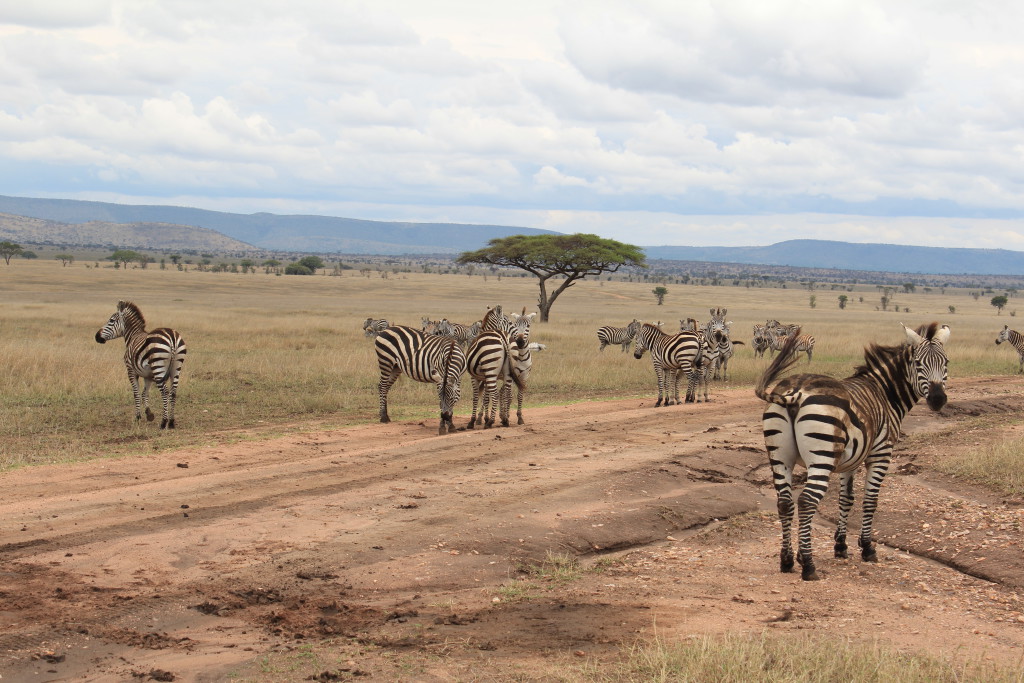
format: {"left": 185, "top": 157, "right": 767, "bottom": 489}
{"left": 437, "top": 319, "right": 482, "bottom": 348}
{"left": 94, "top": 300, "right": 187, "bottom": 429}
{"left": 755, "top": 322, "right": 950, "bottom": 581}
{"left": 498, "top": 311, "right": 537, "bottom": 426}
{"left": 466, "top": 306, "right": 535, "bottom": 428}
{"left": 374, "top": 325, "right": 466, "bottom": 435}
{"left": 995, "top": 325, "right": 1024, "bottom": 373}
{"left": 752, "top": 324, "right": 770, "bottom": 359}
{"left": 632, "top": 323, "right": 703, "bottom": 406}
{"left": 597, "top": 319, "right": 641, "bottom": 352}
{"left": 690, "top": 328, "right": 721, "bottom": 403}
{"left": 363, "top": 318, "right": 389, "bottom": 338}
{"left": 421, "top": 317, "right": 442, "bottom": 335}
{"left": 766, "top": 326, "right": 815, "bottom": 362}
{"left": 706, "top": 308, "right": 743, "bottom": 380}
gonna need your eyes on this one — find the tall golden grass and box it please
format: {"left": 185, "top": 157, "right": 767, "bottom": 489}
{"left": 0, "top": 259, "right": 1018, "bottom": 469}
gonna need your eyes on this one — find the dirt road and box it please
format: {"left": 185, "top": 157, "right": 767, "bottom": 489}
{"left": 2, "top": 377, "right": 1023, "bottom": 680}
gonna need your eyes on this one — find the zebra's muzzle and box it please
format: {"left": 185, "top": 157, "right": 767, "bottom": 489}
{"left": 926, "top": 383, "right": 947, "bottom": 411}
{"left": 95, "top": 331, "right": 106, "bottom": 344}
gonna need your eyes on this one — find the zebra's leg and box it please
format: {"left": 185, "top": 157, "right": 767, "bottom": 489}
{"left": 795, "top": 457, "right": 837, "bottom": 581}
{"left": 467, "top": 378, "right": 483, "bottom": 429}
{"left": 516, "top": 383, "right": 526, "bottom": 425}
{"left": 599, "top": 342, "right": 606, "bottom": 352}
{"left": 499, "top": 380, "right": 512, "bottom": 427}
{"left": 653, "top": 364, "right": 666, "bottom": 407}
{"left": 764, "top": 406, "right": 798, "bottom": 574}
{"left": 483, "top": 376, "right": 498, "bottom": 428}
{"left": 858, "top": 452, "right": 892, "bottom": 563}
{"left": 1018, "top": 353, "right": 1023, "bottom": 374}
{"left": 834, "top": 471, "right": 855, "bottom": 559}
{"left": 140, "top": 376, "right": 155, "bottom": 422}
{"left": 157, "top": 379, "right": 171, "bottom": 429}
{"left": 378, "top": 366, "right": 401, "bottom": 423}
{"left": 166, "top": 366, "right": 181, "bottom": 429}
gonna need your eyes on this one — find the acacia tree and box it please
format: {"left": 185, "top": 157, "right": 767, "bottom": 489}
{"left": 652, "top": 286, "right": 668, "bottom": 305}
{"left": 0, "top": 241, "right": 23, "bottom": 264}
{"left": 458, "top": 234, "right": 646, "bottom": 322}
{"left": 55, "top": 253, "right": 75, "bottom": 267}
{"left": 992, "top": 295, "right": 1009, "bottom": 315}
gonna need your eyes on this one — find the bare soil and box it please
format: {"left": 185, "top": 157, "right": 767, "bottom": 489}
{"left": 2, "top": 376, "right": 1024, "bottom": 681}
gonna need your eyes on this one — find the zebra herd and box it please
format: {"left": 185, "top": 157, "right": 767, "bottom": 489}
{"left": 366, "top": 305, "right": 538, "bottom": 434}
{"left": 96, "top": 301, "right": 1024, "bottom": 583}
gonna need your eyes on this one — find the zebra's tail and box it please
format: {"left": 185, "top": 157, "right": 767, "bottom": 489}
{"left": 754, "top": 327, "right": 803, "bottom": 404}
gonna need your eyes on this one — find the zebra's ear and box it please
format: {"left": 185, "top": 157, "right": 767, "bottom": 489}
{"left": 902, "top": 323, "right": 924, "bottom": 346}
{"left": 117, "top": 300, "right": 129, "bottom": 311}
{"left": 935, "top": 325, "right": 951, "bottom": 345}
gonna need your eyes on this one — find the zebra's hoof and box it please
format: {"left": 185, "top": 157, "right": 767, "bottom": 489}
{"left": 517, "top": 417, "right": 525, "bottom": 425}
{"left": 801, "top": 567, "right": 820, "bottom": 581}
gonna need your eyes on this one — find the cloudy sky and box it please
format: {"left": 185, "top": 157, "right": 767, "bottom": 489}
{"left": 2, "top": 0, "right": 1024, "bottom": 249}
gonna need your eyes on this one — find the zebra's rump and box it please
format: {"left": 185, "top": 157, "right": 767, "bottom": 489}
{"left": 136, "top": 329, "right": 187, "bottom": 380}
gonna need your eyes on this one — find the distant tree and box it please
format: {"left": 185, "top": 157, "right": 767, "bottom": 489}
{"left": 457, "top": 234, "right": 646, "bottom": 322}
{"left": 169, "top": 254, "right": 182, "bottom": 265}
{"left": 110, "top": 249, "right": 142, "bottom": 270}
{"left": 838, "top": 294, "right": 848, "bottom": 309}
{"left": 903, "top": 282, "right": 916, "bottom": 293}
{"left": 285, "top": 262, "right": 314, "bottom": 275}
{"left": 55, "top": 253, "right": 75, "bottom": 267}
{"left": 948, "top": 305, "right": 956, "bottom": 314}
{"left": 809, "top": 294, "right": 817, "bottom": 309}
{"left": 652, "top": 286, "right": 668, "bottom": 305}
{"left": 0, "top": 241, "right": 23, "bottom": 264}
{"left": 21, "top": 250, "right": 38, "bottom": 259}
{"left": 240, "top": 259, "right": 255, "bottom": 273}
{"left": 297, "top": 255, "right": 325, "bottom": 273}
{"left": 262, "top": 259, "right": 281, "bottom": 274}
{"left": 992, "top": 295, "right": 1009, "bottom": 315}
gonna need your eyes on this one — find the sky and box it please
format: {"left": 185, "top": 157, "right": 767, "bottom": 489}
{"left": 2, "top": 0, "right": 1024, "bottom": 250}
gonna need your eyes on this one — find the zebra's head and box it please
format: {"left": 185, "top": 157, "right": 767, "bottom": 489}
{"left": 626, "top": 319, "right": 641, "bottom": 337}
{"left": 508, "top": 309, "right": 535, "bottom": 349}
{"left": 996, "top": 325, "right": 1011, "bottom": 345}
{"left": 903, "top": 322, "right": 951, "bottom": 411}
{"left": 633, "top": 323, "right": 660, "bottom": 359}
{"left": 95, "top": 300, "right": 141, "bottom": 344}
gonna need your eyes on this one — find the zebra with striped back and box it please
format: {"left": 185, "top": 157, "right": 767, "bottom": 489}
{"left": 363, "top": 318, "right": 389, "bottom": 338}
{"left": 755, "top": 322, "right": 950, "bottom": 581}
{"left": 690, "top": 327, "right": 721, "bottom": 402}
{"left": 95, "top": 300, "right": 187, "bottom": 429}
{"left": 632, "top": 323, "right": 703, "bottom": 406}
{"left": 421, "top": 317, "right": 442, "bottom": 335}
{"left": 597, "top": 319, "right": 641, "bottom": 352}
{"left": 466, "top": 305, "right": 514, "bottom": 429}
{"left": 374, "top": 325, "right": 466, "bottom": 435}
{"left": 995, "top": 325, "right": 1024, "bottom": 373}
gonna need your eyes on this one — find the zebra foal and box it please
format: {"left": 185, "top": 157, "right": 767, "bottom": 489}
{"left": 995, "top": 325, "right": 1024, "bottom": 373}
{"left": 95, "top": 300, "right": 187, "bottom": 429}
{"left": 755, "top": 322, "right": 950, "bottom": 581}
{"left": 374, "top": 326, "right": 466, "bottom": 435}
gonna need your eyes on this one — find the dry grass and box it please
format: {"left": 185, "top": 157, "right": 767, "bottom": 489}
{"left": 0, "top": 260, "right": 1016, "bottom": 469}
{"left": 936, "top": 434, "right": 1024, "bottom": 497}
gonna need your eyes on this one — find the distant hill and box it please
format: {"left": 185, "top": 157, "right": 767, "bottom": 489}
{"left": 645, "top": 240, "right": 1024, "bottom": 276}
{"left": 0, "top": 195, "right": 556, "bottom": 255}
{"left": 0, "top": 212, "right": 255, "bottom": 253}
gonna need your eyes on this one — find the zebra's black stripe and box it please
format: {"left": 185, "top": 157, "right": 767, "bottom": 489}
{"left": 632, "top": 323, "right": 702, "bottom": 406}
{"left": 95, "top": 300, "right": 187, "bottom": 429}
{"left": 755, "top": 322, "right": 950, "bottom": 581}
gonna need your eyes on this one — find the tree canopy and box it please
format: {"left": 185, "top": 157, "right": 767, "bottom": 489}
{"left": 457, "top": 233, "right": 646, "bottom": 322}
{"left": 0, "top": 241, "right": 23, "bottom": 265}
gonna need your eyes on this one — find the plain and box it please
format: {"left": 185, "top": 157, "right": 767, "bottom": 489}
{"left": 0, "top": 258, "right": 1017, "bottom": 470}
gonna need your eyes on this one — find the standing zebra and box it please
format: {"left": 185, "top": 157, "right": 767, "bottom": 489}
{"left": 374, "top": 325, "right": 466, "bottom": 435}
{"left": 363, "top": 318, "right": 389, "bottom": 338}
{"left": 597, "top": 319, "right": 641, "bottom": 352}
{"left": 499, "top": 309, "right": 535, "bottom": 426}
{"left": 690, "top": 328, "right": 721, "bottom": 402}
{"left": 632, "top": 323, "right": 703, "bottom": 406}
{"left": 995, "top": 325, "right": 1024, "bottom": 373}
{"left": 706, "top": 308, "right": 743, "bottom": 380}
{"left": 752, "top": 324, "right": 770, "bottom": 359}
{"left": 766, "top": 326, "right": 815, "bottom": 362}
{"left": 466, "top": 306, "right": 534, "bottom": 428}
{"left": 95, "top": 300, "right": 187, "bottom": 429}
{"left": 755, "top": 322, "right": 950, "bottom": 581}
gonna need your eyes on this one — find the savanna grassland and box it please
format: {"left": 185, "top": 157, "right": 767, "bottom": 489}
{"left": 0, "top": 258, "right": 1017, "bottom": 470}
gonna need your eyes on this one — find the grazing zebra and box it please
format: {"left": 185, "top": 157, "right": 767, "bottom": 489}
{"left": 632, "top": 323, "right": 703, "bottom": 406}
{"left": 374, "top": 325, "right": 466, "bottom": 435}
{"left": 95, "top": 300, "right": 187, "bottom": 429}
{"left": 597, "top": 319, "right": 641, "bottom": 352}
{"left": 995, "top": 325, "right": 1024, "bottom": 373}
{"left": 437, "top": 319, "right": 482, "bottom": 348}
{"left": 363, "top": 318, "right": 389, "bottom": 338}
{"left": 766, "top": 327, "right": 815, "bottom": 362}
{"left": 755, "top": 322, "right": 950, "bottom": 581}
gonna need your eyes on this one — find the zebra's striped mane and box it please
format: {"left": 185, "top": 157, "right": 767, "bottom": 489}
{"left": 852, "top": 342, "right": 912, "bottom": 380}
{"left": 117, "top": 300, "right": 146, "bottom": 329}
